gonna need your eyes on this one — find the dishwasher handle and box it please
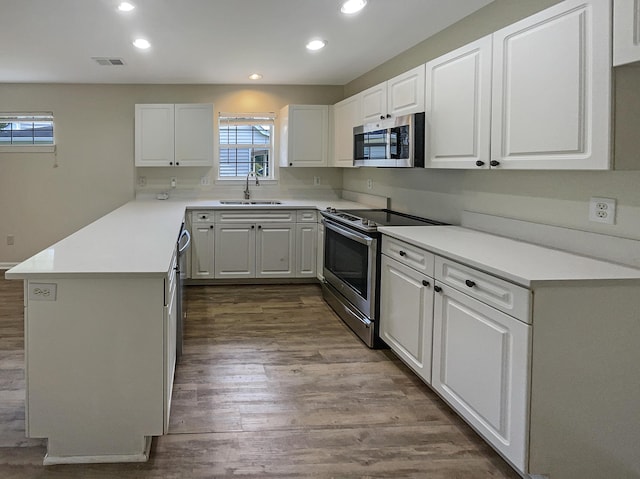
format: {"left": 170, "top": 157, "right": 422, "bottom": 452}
{"left": 178, "top": 229, "right": 191, "bottom": 254}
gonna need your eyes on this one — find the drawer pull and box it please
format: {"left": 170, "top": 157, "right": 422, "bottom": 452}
{"left": 475, "top": 160, "right": 485, "bottom": 167}
{"left": 422, "top": 280, "right": 430, "bottom": 287}
{"left": 465, "top": 279, "right": 476, "bottom": 288}
{"left": 399, "top": 250, "right": 406, "bottom": 257}
{"left": 434, "top": 285, "right": 442, "bottom": 293}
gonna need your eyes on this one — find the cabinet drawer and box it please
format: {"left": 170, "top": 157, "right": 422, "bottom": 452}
{"left": 382, "top": 236, "right": 435, "bottom": 276}
{"left": 296, "top": 210, "right": 317, "bottom": 222}
{"left": 215, "top": 210, "right": 295, "bottom": 223}
{"left": 435, "top": 257, "right": 530, "bottom": 323}
{"left": 191, "top": 210, "right": 214, "bottom": 223}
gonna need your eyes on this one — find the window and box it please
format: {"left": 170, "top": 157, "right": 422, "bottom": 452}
{"left": 218, "top": 113, "right": 275, "bottom": 180}
{"left": 0, "top": 113, "right": 54, "bottom": 147}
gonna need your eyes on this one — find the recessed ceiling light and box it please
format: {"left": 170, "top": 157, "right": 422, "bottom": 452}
{"left": 133, "top": 38, "right": 151, "bottom": 50}
{"left": 249, "top": 73, "right": 263, "bottom": 80}
{"left": 340, "top": 0, "right": 367, "bottom": 14}
{"left": 117, "top": 2, "right": 135, "bottom": 12}
{"left": 306, "top": 39, "right": 327, "bottom": 51}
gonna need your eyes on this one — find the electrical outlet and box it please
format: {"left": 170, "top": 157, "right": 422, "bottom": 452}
{"left": 28, "top": 283, "right": 57, "bottom": 301}
{"left": 588, "top": 197, "right": 616, "bottom": 225}
{"left": 367, "top": 178, "right": 373, "bottom": 190}
{"left": 6, "top": 234, "right": 14, "bottom": 246}
{"left": 170, "top": 177, "right": 177, "bottom": 189}
{"left": 200, "top": 176, "right": 210, "bottom": 186}
{"left": 137, "top": 176, "right": 146, "bottom": 187}
{"left": 313, "top": 176, "right": 321, "bottom": 186}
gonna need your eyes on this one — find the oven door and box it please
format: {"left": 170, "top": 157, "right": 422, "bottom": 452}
{"left": 322, "top": 218, "right": 377, "bottom": 320}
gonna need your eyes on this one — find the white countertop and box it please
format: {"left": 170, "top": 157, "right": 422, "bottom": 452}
{"left": 4, "top": 198, "right": 369, "bottom": 279}
{"left": 378, "top": 226, "right": 640, "bottom": 287}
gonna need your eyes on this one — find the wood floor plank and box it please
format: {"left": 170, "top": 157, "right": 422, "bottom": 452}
{"left": 0, "top": 278, "right": 520, "bottom": 478}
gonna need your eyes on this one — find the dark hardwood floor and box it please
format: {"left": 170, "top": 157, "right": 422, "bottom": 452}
{"left": 0, "top": 277, "right": 520, "bottom": 478}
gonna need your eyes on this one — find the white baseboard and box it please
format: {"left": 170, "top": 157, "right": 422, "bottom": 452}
{"left": 461, "top": 211, "right": 640, "bottom": 268}
{"left": 43, "top": 436, "right": 152, "bottom": 465}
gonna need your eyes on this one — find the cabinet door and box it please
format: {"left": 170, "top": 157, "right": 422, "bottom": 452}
{"left": 174, "top": 104, "right": 214, "bottom": 167}
{"left": 281, "top": 105, "right": 328, "bottom": 167}
{"left": 135, "top": 104, "right": 175, "bottom": 167}
{"left": 361, "top": 83, "right": 388, "bottom": 123}
{"left": 387, "top": 65, "right": 426, "bottom": 118}
{"left": 190, "top": 222, "right": 215, "bottom": 279}
{"left": 332, "top": 95, "right": 361, "bottom": 167}
{"left": 614, "top": 0, "right": 640, "bottom": 66}
{"left": 256, "top": 223, "right": 295, "bottom": 278}
{"left": 214, "top": 224, "right": 256, "bottom": 278}
{"left": 432, "top": 282, "right": 531, "bottom": 472}
{"left": 295, "top": 223, "right": 317, "bottom": 278}
{"left": 491, "top": 0, "right": 611, "bottom": 170}
{"left": 425, "top": 36, "right": 492, "bottom": 169}
{"left": 316, "top": 222, "right": 325, "bottom": 281}
{"left": 380, "top": 255, "right": 434, "bottom": 383}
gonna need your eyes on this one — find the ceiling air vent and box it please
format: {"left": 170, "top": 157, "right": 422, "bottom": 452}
{"left": 92, "top": 57, "right": 126, "bottom": 66}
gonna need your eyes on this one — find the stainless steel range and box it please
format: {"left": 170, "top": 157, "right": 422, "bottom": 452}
{"left": 320, "top": 208, "right": 444, "bottom": 348}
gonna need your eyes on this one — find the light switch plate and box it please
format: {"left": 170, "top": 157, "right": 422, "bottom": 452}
{"left": 28, "top": 283, "right": 57, "bottom": 301}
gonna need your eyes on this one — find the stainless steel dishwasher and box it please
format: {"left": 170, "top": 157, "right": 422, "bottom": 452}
{"left": 176, "top": 223, "right": 191, "bottom": 359}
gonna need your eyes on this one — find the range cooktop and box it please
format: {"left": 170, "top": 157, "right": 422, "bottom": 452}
{"left": 321, "top": 208, "right": 444, "bottom": 233}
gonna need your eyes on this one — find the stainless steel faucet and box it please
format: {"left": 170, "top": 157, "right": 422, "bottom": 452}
{"left": 244, "top": 171, "right": 260, "bottom": 199}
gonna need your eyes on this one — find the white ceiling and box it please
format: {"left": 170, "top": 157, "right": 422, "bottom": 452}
{"left": 0, "top": 0, "right": 493, "bottom": 85}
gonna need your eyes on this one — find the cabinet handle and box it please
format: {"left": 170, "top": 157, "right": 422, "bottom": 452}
{"left": 422, "top": 280, "right": 430, "bottom": 287}
{"left": 380, "top": 115, "right": 385, "bottom": 120}
{"left": 475, "top": 160, "right": 485, "bottom": 167}
{"left": 210, "top": 225, "right": 213, "bottom": 229}
{"left": 399, "top": 250, "right": 406, "bottom": 257}
{"left": 434, "top": 285, "right": 442, "bottom": 293}
{"left": 169, "top": 161, "right": 173, "bottom": 166}
{"left": 251, "top": 225, "right": 255, "bottom": 229}
{"left": 386, "top": 114, "right": 392, "bottom": 119}
{"left": 289, "top": 162, "right": 293, "bottom": 166}
{"left": 490, "top": 160, "right": 500, "bottom": 167}
{"left": 176, "top": 161, "right": 180, "bottom": 166}
{"left": 465, "top": 279, "right": 476, "bottom": 288}
{"left": 258, "top": 225, "right": 262, "bottom": 229}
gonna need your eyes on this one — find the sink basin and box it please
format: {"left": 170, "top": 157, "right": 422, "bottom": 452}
{"left": 219, "top": 200, "right": 282, "bottom": 205}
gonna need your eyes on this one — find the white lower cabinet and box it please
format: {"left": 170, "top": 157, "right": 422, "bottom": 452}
{"left": 211, "top": 209, "right": 316, "bottom": 280}
{"left": 380, "top": 255, "right": 434, "bottom": 383}
{"left": 190, "top": 219, "right": 214, "bottom": 279}
{"left": 214, "top": 223, "right": 257, "bottom": 279}
{"left": 256, "top": 224, "right": 296, "bottom": 278}
{"left": 295, "top": 222, "right": 317, "bottom": 278}
{"left": 432, "top": 282, "right": 531, "bottom": 472}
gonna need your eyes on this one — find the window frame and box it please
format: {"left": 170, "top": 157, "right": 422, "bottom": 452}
{"left": 0, "top": 112, "right": 55, "bottom": 153}
{"left": 216, "top": 112, "right": 277, "bottom": 183}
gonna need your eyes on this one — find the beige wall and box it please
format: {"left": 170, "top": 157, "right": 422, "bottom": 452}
{"left": 342, "top": 0, "right": 640, "bottom": 242}
{"left": 0, "top": 84, "right": 343, "bottom": 263}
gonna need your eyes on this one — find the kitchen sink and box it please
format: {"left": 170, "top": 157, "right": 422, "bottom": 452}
{"left": 219, "top": 200, "right": 282, "bottom": 205}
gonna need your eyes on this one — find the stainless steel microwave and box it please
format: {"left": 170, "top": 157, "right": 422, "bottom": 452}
{"left": 353, "top": 112, "right": 425, "bottom": 167}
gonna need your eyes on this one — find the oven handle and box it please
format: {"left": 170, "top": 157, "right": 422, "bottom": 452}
{"left": 322, "top": 219, "right": 374, "bottom": 246}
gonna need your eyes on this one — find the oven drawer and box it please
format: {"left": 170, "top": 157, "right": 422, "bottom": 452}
{"left": 435, "top": 257, "right": 531, "bottom": 323}
{"left": 382, "top": 236, "right": 435, "bottom": 277}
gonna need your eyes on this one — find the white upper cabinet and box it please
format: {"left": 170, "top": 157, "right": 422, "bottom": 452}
{"left": 279, "top": 105, "right": 329, "bottom": 167}
{"left": 425, "top": 36, "right": 492, "bottom": 169}
{"left": 387, "top": 65, "right": 426, "bottom": 118}
{"left": 490, "top": 0, "right": 611, "bottom": 170}
{"left": 361, "top": 65, "right": 425, "bottom": 123}
{"left": 174, "top": 104, "right": 214, "bottom": 167}
{"left": 331, "top": 95, "right": 362, "bottom": 167}
{"left": 135, "top": 103, "right": 214, "bottom": 167}
{"left": 135, "top": 104, "right": 175, "bottom": 167}
{"left": 613, "top": 0, "right": 640, "bottom": 65}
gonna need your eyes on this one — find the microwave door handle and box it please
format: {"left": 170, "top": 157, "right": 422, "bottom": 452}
{"left": 322, "top": 220, "right": 373, "bottom": 246}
